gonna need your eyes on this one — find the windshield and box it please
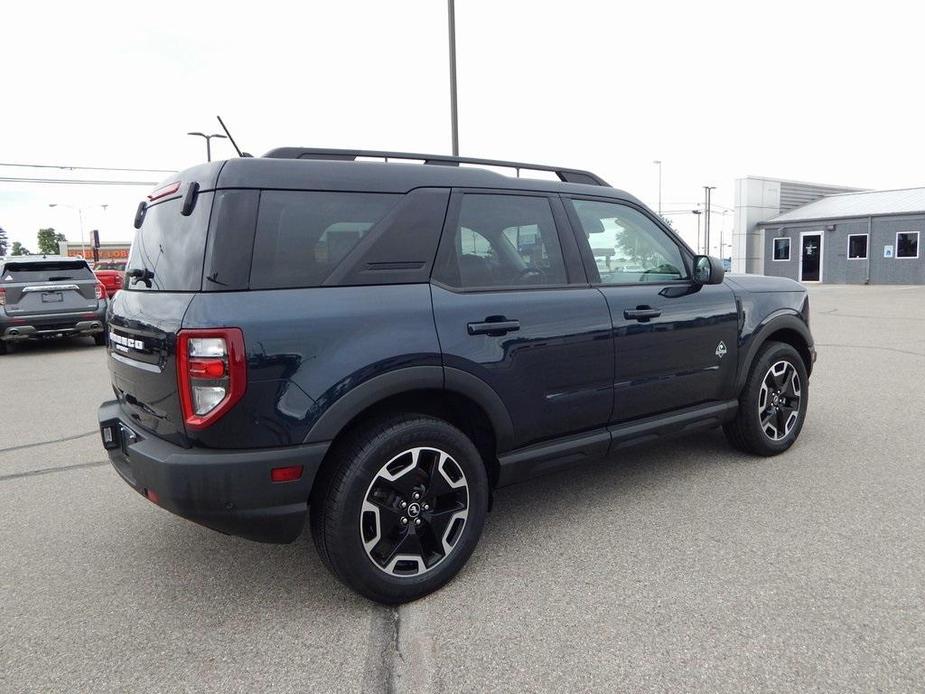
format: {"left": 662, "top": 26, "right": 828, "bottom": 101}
{"left": 125, "top": 193, "right": 213, "bottom": 291}
{"left": 95, "top": 261, "right": 126, "bottom": 271}
{"left": 1, "top": 261, "right": 95, "bottom": 283}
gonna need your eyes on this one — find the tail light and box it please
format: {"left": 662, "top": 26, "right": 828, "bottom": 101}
{"left": 176, "top": 328, "right": 246, "bottom": 430}
{"left": 0, "top": 288, "right": 5, "bottom": 306}
{"left": 95, "top": 283, "right": 105, "bottom": 300}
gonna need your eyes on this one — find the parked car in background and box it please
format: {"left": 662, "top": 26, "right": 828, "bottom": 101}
{"left": 98, "top": 149, "right": 815, "bottom": 604}
{"left": 94, "top": 260, "right": 126, "bottom": 299}
{"left": 0, "top": 255, "right": 107, "bottom": 354}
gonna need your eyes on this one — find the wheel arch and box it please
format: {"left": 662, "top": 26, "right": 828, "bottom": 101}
{"left": 304, "top": 366, "right": 513, "bottom": 491}
{"left": 736, "top": 312, "right": 814, "bottom": 393}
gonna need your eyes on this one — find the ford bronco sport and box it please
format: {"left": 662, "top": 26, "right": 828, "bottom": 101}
{"left": 98, "top": 149, "right": 815, "bottom": 604}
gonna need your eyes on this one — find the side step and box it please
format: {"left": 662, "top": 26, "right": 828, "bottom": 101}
{"left": 496, "top": 400, "right": 738, "bottom": 487}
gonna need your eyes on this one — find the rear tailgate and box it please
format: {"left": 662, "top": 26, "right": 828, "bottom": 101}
{"left": 108, "top": 291, "right": 195, "bottom": 445}
{"left": 108, "top": 187, "right": 214, "bottom": 445}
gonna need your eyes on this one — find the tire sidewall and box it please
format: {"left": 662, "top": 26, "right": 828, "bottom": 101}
{"left": 742, "top": 343, "right": 809, "bottom": 454}
{"left": 326, "top": 417, "right": 489, "bottom": 603}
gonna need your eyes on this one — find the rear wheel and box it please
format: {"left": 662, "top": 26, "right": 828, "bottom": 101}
{"left": 310, "top": 414, "right": 489, "bottom": 604}
{"left": 0, "top": 341, "right": 7, "bottom": 355}
{"left": 724, "top": 341, "right": 808, "bottom": 456}
{"left": 93, "top": 332, "right": 106, "bottom": 346}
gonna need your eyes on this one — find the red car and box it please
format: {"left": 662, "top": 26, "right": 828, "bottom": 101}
{"left": 94, "top": 261, "right": 126, "bottom": 299}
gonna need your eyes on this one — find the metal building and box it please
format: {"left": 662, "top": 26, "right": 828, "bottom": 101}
{"left": 732, "top": 176, "right": 864, "bottom": 274}
{"left": 759, "top": 188, "right": 925, "bottom": 284}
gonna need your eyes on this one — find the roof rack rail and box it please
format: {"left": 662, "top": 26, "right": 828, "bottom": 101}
{"left": 262, "top": 147, "right": 609, "bottom": 187}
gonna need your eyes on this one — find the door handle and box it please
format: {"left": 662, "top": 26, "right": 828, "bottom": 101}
{"left": 623, "top": 307, "right": 662, "bottom": 321}
{"left": 467, "top": 318, "right": 520, "bottom": 336}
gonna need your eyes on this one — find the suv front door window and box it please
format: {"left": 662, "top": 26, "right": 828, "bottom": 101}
{"left": 566, "top": 198, "right": 739, "bottom": 422}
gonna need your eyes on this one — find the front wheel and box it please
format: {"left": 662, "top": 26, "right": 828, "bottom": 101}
{"left": 310, "top": 415, "right": 489, "bottom": 604}
{"left": 724, "top": 341, "right": 809, "bottom": 456}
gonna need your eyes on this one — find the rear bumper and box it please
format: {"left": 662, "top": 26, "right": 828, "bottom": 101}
{"left": 97, "top": 400, "right": 329, "bottom": 543}
{"left": 1, "top": 305, "right": 106, "bottom": 341}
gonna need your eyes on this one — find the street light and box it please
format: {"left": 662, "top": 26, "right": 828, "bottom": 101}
{"left": 692, "top": 209, "right": 703, "bottom": 254}
{"left": 48, "top": 203, "right": 108, "bottom": 258}
{"left": 703, "top": 186, "right": 716, "bottom": 255}
{"left": 187, "top": 132, "right": 227, "bottom": 162}
{"left": 653, "top": 160, "right": 662, "bottom": 216}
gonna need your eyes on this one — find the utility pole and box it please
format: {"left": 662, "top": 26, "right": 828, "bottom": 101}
{"left": 653, "top": 160, "right": 662, "bottom": 216}
{"left": 692, "top": 209, "right": 702, "bottom": 254}
{"left": 447, "top": 0, "right": 459, "bottom": 155}
{"left": 703, "top": 186, "right": 716, "bottom": 254}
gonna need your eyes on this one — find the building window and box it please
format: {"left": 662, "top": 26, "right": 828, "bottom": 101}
{"left": 847, "top": 234, "right": 868, "bottom": 259}
{"left": 772, "top": 237, "right": 791, "bottom": 261}
{"left": 896, "top": 232, "right": 919, "bottom": 259}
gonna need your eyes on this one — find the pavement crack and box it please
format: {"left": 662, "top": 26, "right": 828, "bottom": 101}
{"left": 362, "top": 605, "right": 400, "bottom": 694}
{"left": 814, "top": 342, "right": 925, "bottom": 358}
{"left": 0, "top": 460, "right": 109, "bottom": 483}
{"left": 0, "top": 430, "right": 97, "bottom": 455}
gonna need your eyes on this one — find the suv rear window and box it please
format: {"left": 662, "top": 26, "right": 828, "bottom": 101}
{"left": 1, "top": 260, "right": 94, "bottom": 283}
{"left": 250, "top": 191, "right": 399, "bottom": 289}
{"left": 125, "top": 193, "right": 213, "bottom": 292}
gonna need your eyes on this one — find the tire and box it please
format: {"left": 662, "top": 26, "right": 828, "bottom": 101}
{"left": 0, "top": 341, "right": 7, "bottom": 355}
{"left": 310, "top": 414, "right": 489, "bottom": 605}
{"left": 93, "top": 332, "right": 106, "bottom": 346}
{"left": 724, "top": 341, "right": 809, "bottom": 456}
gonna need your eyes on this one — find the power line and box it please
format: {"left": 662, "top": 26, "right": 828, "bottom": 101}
{"left": 0, "top": 176, "right": 157, "bottom": 186}
{"left": 0, "top": 161, "right": 176, "bottom": 174}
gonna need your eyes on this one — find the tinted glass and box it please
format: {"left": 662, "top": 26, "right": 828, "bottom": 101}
{"left": 125, "top": 193, "right": 213, "bottom": 291}
{"left": 250, "top": 191, "right": 399, "bottom": 289}
{"left": 897, "top": 232, "right": 919, "bottom": 258}
{"left": 95, "top": 261, "right": 126, "bottom": 271}
{"left": 1, "top": 260, "right": 94, "bottom": 283}
{"left": 847, "top": 235, "right": 867, "bottom": 259}
{"left": 570, "top": 200, "right": 686, "bottom": 283}
{"left": 774, "top": 238, "right": 791, "bottom": 260}
{"left": 434, "top": 194, "right": 566, "bottom": 288}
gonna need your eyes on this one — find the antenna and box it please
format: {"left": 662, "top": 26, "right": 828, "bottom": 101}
{"left": 216, "top": 116, "right": 251, "bottom": 157}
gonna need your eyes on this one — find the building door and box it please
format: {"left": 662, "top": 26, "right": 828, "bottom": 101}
{"left": 800, "top": 233, "right": 823, "bottom": 282}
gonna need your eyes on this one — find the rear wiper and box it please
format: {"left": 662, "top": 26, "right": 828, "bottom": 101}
{"left": 127, "top": 267, "right": 155, "bottom": 288}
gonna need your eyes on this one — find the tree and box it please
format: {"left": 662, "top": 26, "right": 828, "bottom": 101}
{"left": 37, "top": 228, "right": 66, "bottom": 255}
{"left": 11, "top": 241, "right": 31, "bottom": 256}
{"left": 0, "top": 227, "right": 8, "bottom": 256}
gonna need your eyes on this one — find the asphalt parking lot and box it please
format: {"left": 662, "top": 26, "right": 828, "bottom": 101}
{"left": 1, "top": 284, "right": 923, "bottom": 693}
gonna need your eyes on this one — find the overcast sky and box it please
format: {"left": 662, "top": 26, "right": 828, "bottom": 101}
{"left": 2, "top": 0, "right": 923, "bottom": 253}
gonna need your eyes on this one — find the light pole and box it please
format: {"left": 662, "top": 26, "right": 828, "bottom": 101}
{"left": 187, "top": 132, "right": 227, "bottom": 162}
{"left": 49, "top": 203, "right": 107, "bottom": 258}
{"left": 653, "top": 160, "right": 662, "bottom": 216}
{"left": 447, "top": 0, "right": 459, "bottom": 156}
{"left": 703, "top": 186, "right": 716, "bottom": 255}
{"left": 692, "top": 209, "right": 702, "bottom": 254}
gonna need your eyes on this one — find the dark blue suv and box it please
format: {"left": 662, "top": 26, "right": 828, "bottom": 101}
{"left": 98, "top": 149, "right": 815, "bottom": 603}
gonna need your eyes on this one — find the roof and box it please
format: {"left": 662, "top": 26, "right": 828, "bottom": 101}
{"left": 0, "top": 254, "right": 82, "bottom": 264}
{"left": 764, "top": 187, "right": 925, "bottom": 224}
{"left": 210, "top": 157, "right": 636, "bottom": 201}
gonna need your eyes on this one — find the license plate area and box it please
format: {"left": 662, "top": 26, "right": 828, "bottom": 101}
{"left": 41, "top": 292, "right": 63, "bottom": 303}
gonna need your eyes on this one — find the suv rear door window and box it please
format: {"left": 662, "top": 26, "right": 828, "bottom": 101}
{"left": 1, "top": 260, "right": 94, "bottom": 283}
{"left": 250, "top": 191, "right": 399, "bottom": 289}
{"left": 433, "top": 194, "right": 567, "bottom": 289}
{"left": 125, "top": 193, "right": 213, "bottom": 291}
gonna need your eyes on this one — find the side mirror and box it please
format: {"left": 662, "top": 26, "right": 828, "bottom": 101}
{"left": 693, "top": 255, "right": 725, "bottom": 285}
